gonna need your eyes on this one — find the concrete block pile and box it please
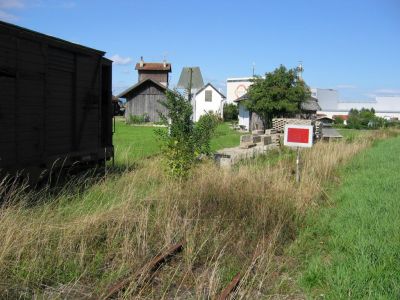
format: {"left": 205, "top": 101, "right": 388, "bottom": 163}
{"left": 216, "top": 127, "right": 284, "bottom": 168}
{"left": 240, "top": 129, "right": 281, "bottom": 148}
{"left": 272, "top": 118, "right": 312, "bottom": 133}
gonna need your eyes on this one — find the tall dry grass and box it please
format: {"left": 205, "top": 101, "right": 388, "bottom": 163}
{"left": 0, "top": 129, "right": 397, "bottom": 299}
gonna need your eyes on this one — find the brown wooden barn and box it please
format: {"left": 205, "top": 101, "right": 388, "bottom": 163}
{"left": 0, "top": 21, "right": 113, "bottom": 179}
{"left": 117, "top": 58, "right": 172, "bottom": 123}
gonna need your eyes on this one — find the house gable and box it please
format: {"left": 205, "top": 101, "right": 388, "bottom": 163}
{"left": 195, "top": 83, "right": 226, "bottom": 99}
{"left": 117, "top": 78, "right": 168, "bottom": 100}
{"left": 193, "top": 83, "right": 225, "bottom": 121}
{"left": 119, "top": 79, "right": 170, "bottom": 123}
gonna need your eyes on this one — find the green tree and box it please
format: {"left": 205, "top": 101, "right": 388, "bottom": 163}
{"left": 156, "top": 91, "right": 219, "bottom": 178}
{"left": 246, "top": 65, "right": 310, "bottom": 129}
{"left": 333, "top": 116, "right": 344, "bottom": 125}
{"left": 347, "top": 108, "right": 385, "bottom": 129}
{"left": 223, "top": 103, "right": 239, "bottom": 121}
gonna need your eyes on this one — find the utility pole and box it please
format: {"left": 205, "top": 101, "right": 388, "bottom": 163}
{"left": 187, "top": 67, "right": 193, "bottom": 102}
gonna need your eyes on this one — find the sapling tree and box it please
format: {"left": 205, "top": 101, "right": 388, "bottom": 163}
{"left": 156, "top": 91, "right": 219, "bottom": 178}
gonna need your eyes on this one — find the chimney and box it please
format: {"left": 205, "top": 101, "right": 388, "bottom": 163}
{"left": 163, "top": 59, "right": 167, "bottom": 68}
{"left": 139, "top": 56, "right": 144, "bottom": 68}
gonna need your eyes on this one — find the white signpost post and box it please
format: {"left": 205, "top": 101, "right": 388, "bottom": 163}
{"left": 283, "top": 124, "right": 314, "bottom": 183}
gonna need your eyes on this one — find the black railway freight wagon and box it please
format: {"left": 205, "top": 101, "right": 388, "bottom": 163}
{"left": 0, "top": 21, "right": 113, "bottom": 179}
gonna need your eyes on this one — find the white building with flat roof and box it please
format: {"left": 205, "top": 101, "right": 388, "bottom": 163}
{"left": 226, "top": 77, "right": 254, "bottom": 104}
{"left": 312, "top": 88, "right": 400, "bottom": 119}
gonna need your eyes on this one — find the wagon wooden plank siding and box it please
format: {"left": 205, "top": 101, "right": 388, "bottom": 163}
{"left": 0, "top": 21, "right": 113, "bottom": 179}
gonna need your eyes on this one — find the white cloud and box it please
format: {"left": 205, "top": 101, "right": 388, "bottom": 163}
{"left": 0, "top": 0, "right": 24, "bottom": 9}
{"left": 110, "top": 54, "right": 132, "bottom": 66}
{"left": 336, "top": 84, "right": 357, "bottom": 89}
{"left": 0, "top": 0, "right": 24, "bottom": 21}
{"left": 0, "top": 9, "right": 18, "bottom": 21}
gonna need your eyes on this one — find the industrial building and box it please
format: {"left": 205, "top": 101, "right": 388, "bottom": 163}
{"left": 313, "top": 88, "right": 400, "bottom": 120}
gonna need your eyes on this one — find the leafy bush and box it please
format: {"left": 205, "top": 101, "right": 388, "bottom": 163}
{"left": 347, "top": 108, "right": 387, "bottom": 129}
{"left": 127, "top": 113, "right": 150, "bottom": 125}
{"left": 333, "top": 116, "right": 344, "bottom": 125}
{"left": 223, "top": 103, "right": 239, "bottom": 121}
{"left": 156, "top": 91, "right": 219, "bottom": 178}
{"left": 194, "top": 113, "right": 221, "bottom": 155}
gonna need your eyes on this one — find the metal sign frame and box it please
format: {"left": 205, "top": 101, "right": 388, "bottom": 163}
{"left": 283, "top": 124, "right": 313, "bottom": 148}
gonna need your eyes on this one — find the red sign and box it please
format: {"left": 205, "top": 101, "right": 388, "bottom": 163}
{"left": 287, "top": 128, "right": 310, "bottom": 143}
{"left": 284, "top": 125, "right": 313, "bottom": 148}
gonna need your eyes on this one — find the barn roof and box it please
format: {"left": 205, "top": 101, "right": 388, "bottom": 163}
{"left": 301, "top": 97, "right": 321, "bottom": 112}
{"left": 316, "top": 116, "right": 334, "bottom": 121}
{"left": 117, "top": 78, "right": 171, "bottom": 99}
{"left": 0, "top": 20, "right": 105, "bottom": 56}
{"left": 195, "top": 83, "right": 226, "bottom": 98}
{"left": 135, "top": 62, "right": 171, "bottom": 71}
{"left": 322, "top": 127, "right": 343, "bottom": 139}
{"left": 233, "top": 93, "right": 249, "bottom": 102}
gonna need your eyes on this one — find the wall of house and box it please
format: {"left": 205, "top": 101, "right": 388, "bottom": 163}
{"left": 125, "top": 84, "right": 168, "bottom": 123}
{"left": 193, "top": 86, "right": 224, "bottom": 122}
{"left": 238, "top": 102, "right": 250, "bottom": 130}
{"left": 226, "top": 78, "right": 253, "bottom": 104}
{"left": 138, "top": 71, "right": 168, "bottom": 87}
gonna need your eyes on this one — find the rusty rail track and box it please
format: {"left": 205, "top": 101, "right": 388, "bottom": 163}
{"left": 101, "top": 241, "right": 184, "bottom": 299}
{"left": 216, "top": 272, "right": 242, "bottom": 300}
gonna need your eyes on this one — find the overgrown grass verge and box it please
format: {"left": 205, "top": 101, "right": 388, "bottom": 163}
{"left": 0, "top": 129, "right": 397, "bottom": 299}
{"left": 290, "top": 132, "right": 400, "bottom": 299}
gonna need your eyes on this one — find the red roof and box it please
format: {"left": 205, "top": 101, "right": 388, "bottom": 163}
{"left": 333, "top": 115, "right": 349, "bottom": 120}
{"left": 135, "top": 62, "right": 171, "bottom": 71}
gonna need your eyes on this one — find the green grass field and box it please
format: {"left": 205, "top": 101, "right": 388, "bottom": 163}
{"left": 1, "top": 127, "right": 399, "bottom": 298}
{"left": 337, "top": 128, "right": 368, "bottom": 139}
{"left": 112, "top": 118, "right": 242, "bottom": 164}
{"left": 295, "top": 135, "right": 400, "bottom": 299}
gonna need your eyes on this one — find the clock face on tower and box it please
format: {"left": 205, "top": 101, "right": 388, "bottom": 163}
{"left": 235, "top": 84, "right": 248, "bottom": 98}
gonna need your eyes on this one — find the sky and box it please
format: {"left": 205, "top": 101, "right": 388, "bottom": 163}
{"left": 1, "top": 0, "right": 399, "bottom": 101}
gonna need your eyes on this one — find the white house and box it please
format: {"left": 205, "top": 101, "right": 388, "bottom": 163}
{"left": 234, "top": 94, "right": 250, "bottom": 130}
{"left": 192, "top": 83, "right": 226, "bottom": 122}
